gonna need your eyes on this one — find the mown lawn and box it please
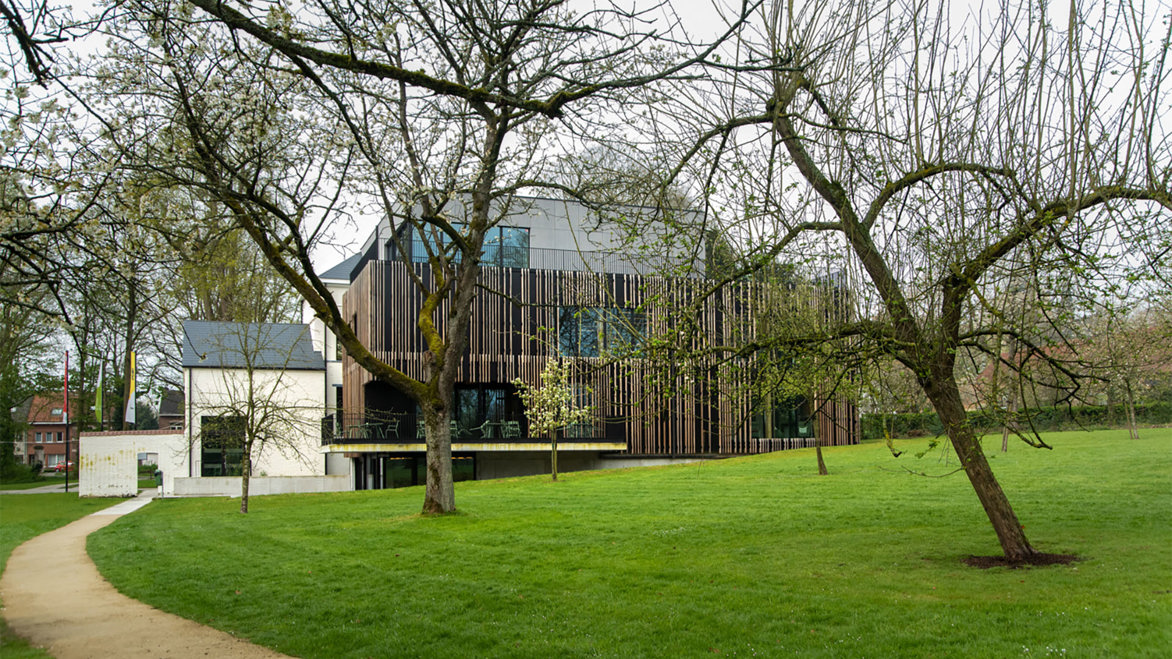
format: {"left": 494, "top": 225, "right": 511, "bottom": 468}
{"left": 1, "top": 494, "right": 121, "bottom": 658}
{"left": 89, "top": 429, "right": 1171, "bottom": 658}
{"left": 0, "top": 481, "right": 49, "bottom": 492}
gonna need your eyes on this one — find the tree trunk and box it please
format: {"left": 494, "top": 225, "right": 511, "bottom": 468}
{"left": 551, "top": 427, "right": 559, "bottom": 482}
{"left": 813, "top": 409, "right": 828, "bottom": 475}
{"left": 927, "top": 379, "right": 1036, "bottom": 560}
{"left": 815, "top": 440, "right": 828, "bottom": 476}
{"left": 1106, "top": 386, "right": 1118, "bottom": 427}
{"left": 421, "top": 404, "right": 455, "bottom": 513}
{"left": 1000, "top": 389, "right": 1017, "bottom": 454}
{"left": 1000, "top": 338, "right": 1018, "bottom": 453}
{"left": 1124, "top": 379, "right": 1139, "bottom": 440}
{"left": 240, "top": 437, "right": 252, "bottom": 514}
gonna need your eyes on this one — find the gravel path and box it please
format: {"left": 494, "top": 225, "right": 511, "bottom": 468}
{"left": 1, "top": 492, "right": 293, "bottom": 658}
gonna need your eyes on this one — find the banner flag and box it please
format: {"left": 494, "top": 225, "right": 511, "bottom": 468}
{"left": 125, "top": 351, "right": 136, "bottom": 425}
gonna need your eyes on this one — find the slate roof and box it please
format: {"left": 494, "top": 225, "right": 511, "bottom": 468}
{"left": 182, "top": 321, "right": 324, "bottom": 370}
{"left": 319, "top": 254, "right": 361, "bottom": 282}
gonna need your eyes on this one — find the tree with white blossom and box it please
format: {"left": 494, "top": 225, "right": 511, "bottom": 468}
{"left": 514, "top": 359, "right": 592, "bottom": 482}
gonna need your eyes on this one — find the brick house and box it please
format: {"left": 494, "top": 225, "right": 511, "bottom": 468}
{"left": 19, "top": 393, "right": 79, "bottom": 469}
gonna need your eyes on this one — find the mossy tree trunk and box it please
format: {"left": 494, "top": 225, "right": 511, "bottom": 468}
{"left": 923, "top": 369, "right": 1036, "bottom": 560}
{"left": 420, "top": 396, "right": 455, "bottom": 514}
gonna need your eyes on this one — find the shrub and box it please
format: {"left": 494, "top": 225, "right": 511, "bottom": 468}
{"left": 0, "top": 461, "right": 45, "bottom": 484}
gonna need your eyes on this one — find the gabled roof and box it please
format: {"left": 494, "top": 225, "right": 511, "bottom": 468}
{"left": 182, "top": 321, "right": 324, "bottom": 371}
{"left": 319, "top": 254, "right": 361, "bottom": 283}
{"left": 24, "top": 393, "right": 81, "bottom": 425}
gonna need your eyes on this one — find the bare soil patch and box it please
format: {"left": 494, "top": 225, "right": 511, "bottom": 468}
{"left": 963, "top": 553, "right": 1080, "bottom": 569}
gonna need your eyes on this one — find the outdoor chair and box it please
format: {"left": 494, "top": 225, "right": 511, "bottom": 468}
{"left": 470, "top": 420, "right": 493, "bottom": 439}
{"left": 502, "top": 420, "right": 521, "bottom": 439}
{"left": 383, "top": 418, "right": 400, "bottom": 439}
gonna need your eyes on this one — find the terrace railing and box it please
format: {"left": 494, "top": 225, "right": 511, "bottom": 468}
{"left": 323, "top": 410, "right": 606, "bottom": 446}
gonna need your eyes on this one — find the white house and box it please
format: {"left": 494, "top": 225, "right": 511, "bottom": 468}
{"left": 173, "top": 319, "right": 337, "bottom": 495}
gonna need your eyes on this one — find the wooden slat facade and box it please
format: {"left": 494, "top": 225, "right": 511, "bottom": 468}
{"left": 343, "top": 260, "right": 858, "bottom": 455}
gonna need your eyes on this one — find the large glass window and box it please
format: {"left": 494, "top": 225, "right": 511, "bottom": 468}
{"left": 750, "top": 397, "right": 813, "bottom": 439}
{"left": 565, "top": 384, "right": 595, "bottom": 439}
{"left": 411, "top": 224, "right": 529, "bottom": 268}
{"left": 425, "top": 385, "right": 525, "bottom": 439}
{"left": 494, "top": 226, "right": 530, "bottom": 267}
{"left": 201, "top": 415, "right": 245, "bottom": 476}
{"left": 384, "top": 454, "right": 473, "bottom": 488}
{"left": 559, "top": 306, "right": 645, "bottom": 357}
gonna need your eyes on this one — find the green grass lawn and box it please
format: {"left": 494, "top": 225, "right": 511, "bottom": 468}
{"left": 89, "top": 429, "right": 1171, "bottom": 658}
{"left": 1, "top": 494, "right": 122, "bottom": 658}
{"left": 0, "top": 481, "right": 49, "bottom": 492}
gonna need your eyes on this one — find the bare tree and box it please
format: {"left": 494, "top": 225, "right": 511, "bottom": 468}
{"left": 1082, "top": 305, "right": 1172, "bottom": 439}
{"left": 189, "top": 322, "right": 321, "bottom": 514}
{"left": 86, "top": 0, "right": 760, "bottom": 513}
{"left": 650, "top": 0, "right": 1170, "bottom": 561}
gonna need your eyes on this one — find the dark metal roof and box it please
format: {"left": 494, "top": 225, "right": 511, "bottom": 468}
{"left": 181, "top": 321, "right": 324, "bottom": 370}
{"left": 319, "top": 254, "right": 361, "bottom": 282}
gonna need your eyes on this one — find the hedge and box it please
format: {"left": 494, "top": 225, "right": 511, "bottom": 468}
{"left": 861, "top": 402, "right": 1172, "bottom": 439}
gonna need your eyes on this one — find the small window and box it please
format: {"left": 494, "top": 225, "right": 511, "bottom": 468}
{"left": 35, "top": 432, "right": 42, "bottom": 443}
{"left": 51, "top": 408, "right": 62, "bottom": 415}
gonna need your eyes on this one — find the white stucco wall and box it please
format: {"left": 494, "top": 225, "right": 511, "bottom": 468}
{"left": 185, "top": 365, "right": 327, "bottom": 482}
{"left": 79, "top": 430, "right": 186, "bottom": 497}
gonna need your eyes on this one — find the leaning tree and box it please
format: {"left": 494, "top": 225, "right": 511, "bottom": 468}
{"left": 649, "top": 0, "right": 1170, "bottom": 561}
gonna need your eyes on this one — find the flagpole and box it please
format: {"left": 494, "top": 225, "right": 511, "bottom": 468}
{"left": 64, "top": 351, "right": 70, "bottom": 494}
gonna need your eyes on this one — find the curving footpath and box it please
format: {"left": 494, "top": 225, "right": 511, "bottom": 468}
{"left": 1, "top": 492, "right": 292, "bottom": 658}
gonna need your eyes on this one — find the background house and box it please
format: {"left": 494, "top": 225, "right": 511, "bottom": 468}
{"left": 17, "top": 393, "right": 79, "bottom": 468}
{"left": 157, "top": 390, "right": 184, "bottom": 431}
{"left": 160, "top": 320, "right": 333, "bottom": 494}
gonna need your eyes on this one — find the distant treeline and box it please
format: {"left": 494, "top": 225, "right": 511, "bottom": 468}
{"left": 861, "top": 403, "right": 1172, "bottom": 439}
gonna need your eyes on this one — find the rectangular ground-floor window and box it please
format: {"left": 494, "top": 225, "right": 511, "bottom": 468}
{"left": 356, "top": 453, "right": 477, "bottom": 490}
{"left": 201, "top": 415, "right": 245, "bottom": 477}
